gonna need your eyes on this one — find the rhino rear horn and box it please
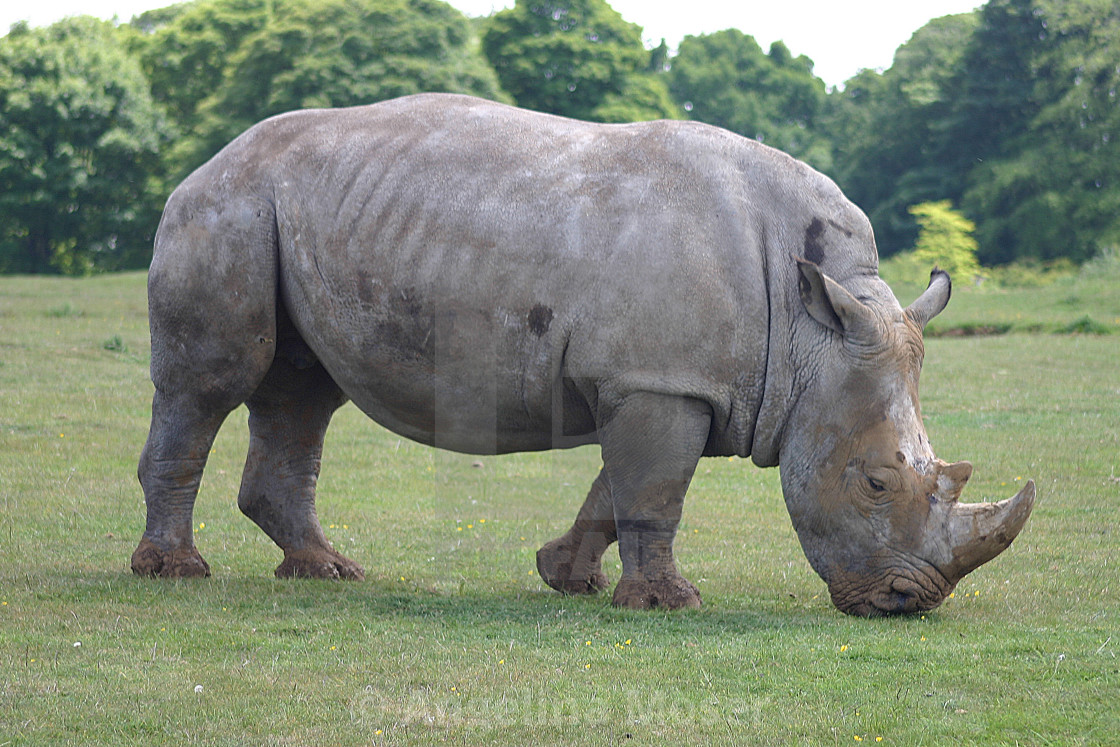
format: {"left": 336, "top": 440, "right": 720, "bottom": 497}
{"left": 904, "top": 268, "right": 952, "bottom": 330}
{"left": 938, "top": 460, "right": 973, "bottom": 503}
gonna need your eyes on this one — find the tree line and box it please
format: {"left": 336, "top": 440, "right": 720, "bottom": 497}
{"left": 0, "top": 0, "right": 1115, "bottom": 274}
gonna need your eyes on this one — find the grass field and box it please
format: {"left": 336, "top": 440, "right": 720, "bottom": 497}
{"left": 1, "top": 267, "right": 1117, "bottom": 745}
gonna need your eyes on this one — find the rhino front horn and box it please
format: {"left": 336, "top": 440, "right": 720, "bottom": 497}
{"left": 946, "top": 480, "right": 1036, "bottom": 579}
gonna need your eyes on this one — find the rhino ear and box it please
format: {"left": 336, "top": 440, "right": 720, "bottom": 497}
{"left": 904, "top": 268, "right": 952, "bottom": 330}
{"left": 796, "top": 258, "right": 876, "bottom": 338}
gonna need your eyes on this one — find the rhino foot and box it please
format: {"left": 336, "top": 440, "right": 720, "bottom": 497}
{"left": 275, "top": 547, "right": 365, "bottom": 580}
{"left": 612, "top": 575, "right": 701, "bottom": 611}
{"left": 131, "top": 537, "right": 212, "bottom": 579}
{"left": 536, "top": 534, "right": 611, "bottom": 595}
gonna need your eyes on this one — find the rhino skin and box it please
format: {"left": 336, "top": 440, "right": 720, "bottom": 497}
{"left": 132, "top": 93, "right": 1035, "bottom": 616}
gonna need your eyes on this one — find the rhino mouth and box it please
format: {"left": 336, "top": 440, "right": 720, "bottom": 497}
{"left": 830, "top": 566, "right": 955, "bottom": 618}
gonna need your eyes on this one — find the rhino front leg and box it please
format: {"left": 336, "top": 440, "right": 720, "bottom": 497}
{"left": 600, "top": 392, "right": 711, "bottom": 610}
{"left": 537, "top": 469, "right": 616, "bottom": 595}
{"left": 238, "top": 354, "right": 363, "bottom": 580}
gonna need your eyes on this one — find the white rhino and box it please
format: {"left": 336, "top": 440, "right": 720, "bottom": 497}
{"left": 132, "top": 93, "right": 1034, "bottom": 616}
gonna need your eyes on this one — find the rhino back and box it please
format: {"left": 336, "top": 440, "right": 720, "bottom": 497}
{"left": 204, "top": 94, "right": 859, "bottom": 456}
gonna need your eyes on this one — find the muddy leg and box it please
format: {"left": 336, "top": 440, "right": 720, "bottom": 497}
{"left": 537, "top": 470, "right": 615, "bottom": 594}
{"left": 238, "top": 354, "right": 362, "bottom": 580}
{"left": 132, "top": 184, "right": 279, "bottom": 578}
{"left": 600, "top": 393, "right": 711, "bottom": 610}
{"left": 132, "top": 391, "right": 231, "bottom": 578}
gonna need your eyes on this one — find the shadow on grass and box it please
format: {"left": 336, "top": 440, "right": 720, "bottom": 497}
{"left": 60, "top": 570, "right": 835, "bottom": 639}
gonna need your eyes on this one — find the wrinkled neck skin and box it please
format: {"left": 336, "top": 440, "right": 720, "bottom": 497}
{"left": 746, "top": 197, "right": 884, "bottom": 469}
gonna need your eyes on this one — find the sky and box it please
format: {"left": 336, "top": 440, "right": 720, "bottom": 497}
{"left": 0, "top": 0, "right": 983, "bottom": 88}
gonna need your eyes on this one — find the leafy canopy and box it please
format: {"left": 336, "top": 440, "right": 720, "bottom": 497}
{"left": 481, "top": 0, "right": 679, "bottom": 122}
{"left": 133, "top": 0, "right": 506, "bottom": 180}
{"left": 959, "top": 0, "right": 1120, "bottom": 263}
{"left": 831, "top": 0, "right": 1120, "bottom": 264}
{"left": 0, "top": 17, "right": 173, "bottom": 274}
{"left": 668, "top": 29, "right": 831, "bottom": 172}
{"left": 4, "top": 0, "right": 1120, "bottom": 275}
{"left": 826, "top": 12, "right": 980, "bottom": 255}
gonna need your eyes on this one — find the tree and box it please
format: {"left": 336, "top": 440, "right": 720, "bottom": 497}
{"left": 481, "top": 0, "right": 679, "bottom": 122}
{"left": 908, "top": 201, "right": 982, "bottom": 282}
{"left": 133, "top": 0, "right": 507, "bottom": 181}
{"left": 959, "top": 0, "right": 1120, "bottom": 263}
{"left": 832, "top": 0, "right": 1120, "bottom": 264}
{"left": 949, "top": 0, "right": 1046, "bottom": 171}
{"left": 129, "top": 0, "right": 270, "bottom": 139}
{"left": 0, "top": 18, "right": 173, "bottom": 274}
{"left": 826, "top": 13, "right": 980, "bottom": 254}
{"left": 668, "top": 29, "right": 831, "bottom": 172}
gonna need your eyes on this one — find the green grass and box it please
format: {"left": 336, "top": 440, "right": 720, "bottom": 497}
{"left": 1, "top": 271, "right": 1117, "bottom": 745}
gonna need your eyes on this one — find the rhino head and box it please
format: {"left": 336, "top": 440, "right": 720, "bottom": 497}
{"left": 781, "top": 259, "right": 1035, "bottom": 617}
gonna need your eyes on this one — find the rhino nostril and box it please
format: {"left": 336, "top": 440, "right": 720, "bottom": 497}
{"left": 873, "top": 578, "right": 924, "bottom": 615}
{"left": 892, "top": 591, "right": 919, "bottom": 614}
{"left": 869, "top": 590, "right": 918, "bottom": 616}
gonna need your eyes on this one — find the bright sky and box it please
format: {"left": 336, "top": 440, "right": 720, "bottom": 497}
{"left": 0, "top": 0, "right": 983, "bottom": 88}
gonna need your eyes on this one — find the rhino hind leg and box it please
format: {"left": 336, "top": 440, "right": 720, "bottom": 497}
{"left": 596, "top": 393, "right": 711, "bottom": 610}
{"left": 134, "top": 194, "right": 279, "bottom": 578}
{"left": 237, "top": 337, "right": 362, "bottom": 580}
{"left": 133, "top": 392, "right": 233, "bottom": 578}
{"left": 537, "top": 470, "right": 615, "bottom": 595}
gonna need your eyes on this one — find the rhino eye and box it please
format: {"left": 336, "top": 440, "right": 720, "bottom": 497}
{"left": 867, "top": 476, "right": 887, "bottom": 493}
